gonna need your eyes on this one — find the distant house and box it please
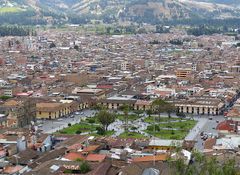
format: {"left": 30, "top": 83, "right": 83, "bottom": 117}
{"left": 148, "top": 139, "right": 184, "bottom": 150}
{"left": 216, "top": 120, "right": 237, "bottom": 134}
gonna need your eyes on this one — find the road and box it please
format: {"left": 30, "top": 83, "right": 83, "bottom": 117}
{"left": 193, "top": 115, "right": 225, "bottom": 151}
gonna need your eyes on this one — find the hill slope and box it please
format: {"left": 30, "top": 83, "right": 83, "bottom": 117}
{"left": 0, "top": 0, "right": 240, "bottom": 25}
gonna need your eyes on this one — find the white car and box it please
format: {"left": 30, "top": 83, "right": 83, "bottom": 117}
{"left": 75, "top": 112, "right": 81, "bottom": 115}
{"left": 57, "top": 118, "right": 63, "bottom": 121}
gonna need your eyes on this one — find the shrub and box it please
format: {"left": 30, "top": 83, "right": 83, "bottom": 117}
{"left": 88, "top": 118, "right": 95, "bottom": 124}
{"left": 76, "top": 130, "right": 82, "bottom": 134}
{"left": 68, "top": 123, "right": 71, "bottom": 127}
{"left": 96, "top": 127, "right": 105, "bottom": 135}
{"left": 75, "top": 158, "right": 83, "bottom": 162}
{"left": 80, "top": 161, "right": 91, "bottom": 174}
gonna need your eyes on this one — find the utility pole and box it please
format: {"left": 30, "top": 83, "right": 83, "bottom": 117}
{"left": 153, "top": 114, "right": 156, "bottom": 166}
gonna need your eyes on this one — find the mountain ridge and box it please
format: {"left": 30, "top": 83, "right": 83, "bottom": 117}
{"left": 0, "top": 0, "right": 240, "bottom": 25}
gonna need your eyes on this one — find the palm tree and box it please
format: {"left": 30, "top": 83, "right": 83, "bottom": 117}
{"left": 165, "top": 102, "right": 176, "bottom": 118}
{"left": 120, "top": 104, "right": 131, "bottom": 132}
{"left": 152, "top": 99, "right": 167, "bottom": 122}
{"left": 146, "top": 109, "right": 153, "bottom": 118}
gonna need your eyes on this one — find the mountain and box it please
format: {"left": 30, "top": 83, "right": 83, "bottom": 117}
{"left": 0, "top": 0, "right": 240, "bottom": 25}
{"left": 197, "top": 0, "right": 240, "bottom": 6}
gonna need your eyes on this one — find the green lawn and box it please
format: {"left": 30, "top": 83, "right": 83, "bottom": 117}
{"left": 158, "top": 120, "right": 197, "bottom": 130}
{"left": 144, "top": 116, "right": 183, "bottom": 123}
{"left": 57, "top": 123, "right": 98, "bottom": 134}
{"left": 56, "top": 122, "right": 115, "bottom": 137}
{"left": 119, "top": 132, "right": 147, "bottom": 139}
{"left": 84, "top": 117, "right": 99, "bottom": 124}
{"left": 0, "top": 7, "right": 24, "bottom": 13}
{"left": 145, "top": 129, "right": 187, "bottom": 140}
{"left": 144, "top": 118, "right": 197, "bottom": 140}
{"left": 116, "top": 114, "right": 140, "bottom": 122}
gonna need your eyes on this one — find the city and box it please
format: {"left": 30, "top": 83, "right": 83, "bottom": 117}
{"left": 0, "top": 0, "right": 240, "bottom": 175}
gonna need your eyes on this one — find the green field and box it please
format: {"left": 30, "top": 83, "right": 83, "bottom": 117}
{"left": 87, "top": 114, "right": 140, "bottom": 123}
{"left": 116, "top": 114, "right": 140, "bottom": 122}
{"left": 56, "top": 122, "right": 115, "bottom": 137}
{"left": 0, "top": 7, "right": 24, "bottom": 13}
{"left": 144, "top": 116, "right": 183, "bottom": 123}
{"left": 158, "top": 120, "right": 197, "bottom": 130}
{"left": 145, "top": 129, "right": 187, "bottom": 140}
{"left": 57, "top": 123, "right": 98, "bottom": 134}
{"left": 144, "top": 118, "right": 197, "bottom": 140}
{"left": 119, "top": 132, "right": 147, "bottom": 139}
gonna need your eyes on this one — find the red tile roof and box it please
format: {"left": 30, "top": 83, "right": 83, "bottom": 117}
{"left": 68, "top": 143, "right": 83, "bottom": 150}
{"left": 64, "top": 152, "right": 85, "bottom": 161}
{"left": 3, "top": 166, "right": 23, "bottom": 174}
{"left": 216, "top": 120, "right": 236, "bottom": 132}
{"left": 204, "top": 138, "right": 216, "bottom": 149}
{"left": 86, "top": 154, "right": 106, "bottom": 162}
{"left": 132, "top": 154, "right": 168, "bottom": 162}
{"left": 82, "top": 145, "right": 100, "bottom": 152}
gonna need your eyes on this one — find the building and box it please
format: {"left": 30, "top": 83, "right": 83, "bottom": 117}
{"left": 36, "top": 100, "right": 86, "bottom": 119}
{"left": 1, "top": 98, "right": 36, "bottom": 127}
{"left": 175, "top": 97, "right": 224, "bottom": 115}
{"left": 176, "top": 68, "right": 192, "bottom": 79}
{"left": 121, "top": 61, "right": 130, "bottom": 71}
{"left": 36, "top": 102, "right": 64, "bottom": 119}
{"left": 148, "top": 139, "right": 184, "bottom": 150}
{"left": 100, "top": 95, "right": 136, "bottom": 110}
{"left": 72, "top": 88, "right": 105, "bottom": 100}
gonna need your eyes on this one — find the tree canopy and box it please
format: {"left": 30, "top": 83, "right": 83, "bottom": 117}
{"left": 96, "top": 110, "right": 115, "bottom": 131}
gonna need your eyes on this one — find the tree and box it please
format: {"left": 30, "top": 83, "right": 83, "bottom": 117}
{"left": 96, "top": 110, "right": 115, "bottom": 131}
{"left": 152, "top": 99, "right": 167, "bottom": 122}
{"left": 146, "top": 109, "right": 152, "bottom": 118}
{"left": 79, "top": 161, "right": 91, "bottom": 174}
{"left": 134, "top": 110, "right": 143, "bottom": 118}
{"left": 165, "top": 102, "right": 176, "bottom": 118}
{"left": 169, "top": 149, "right": 238, "bottom": 175}
{"left": 75, "top": 130, "right": 81, "bottom": 134}
{"left": 93, "top": 104, "right": 106, "bottom": 110}
{"left": 96, "top": 126, "right": 105, "bottom": 135}
{"left": 119, "top": 104, "right": 131, "bottom": 132}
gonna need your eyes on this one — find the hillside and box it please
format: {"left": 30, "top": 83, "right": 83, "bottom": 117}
{"left": 0, "top": 0, "right": 240, "bottom": 25}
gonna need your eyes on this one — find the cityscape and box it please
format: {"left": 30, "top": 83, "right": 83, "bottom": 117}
{"left": 0, "top": 0, "right": 240, "bottom": 175}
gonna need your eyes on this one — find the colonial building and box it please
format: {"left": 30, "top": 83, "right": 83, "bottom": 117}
{"left": 175, "top": 97, "right": 224, "bottom": 115}
{"left": 1, "top": 98, "right": 36, "bottom": 127}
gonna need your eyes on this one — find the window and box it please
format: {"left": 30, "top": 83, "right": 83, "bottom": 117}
{"left": 39, "top": 111, "right": 41, "bottom": 115}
